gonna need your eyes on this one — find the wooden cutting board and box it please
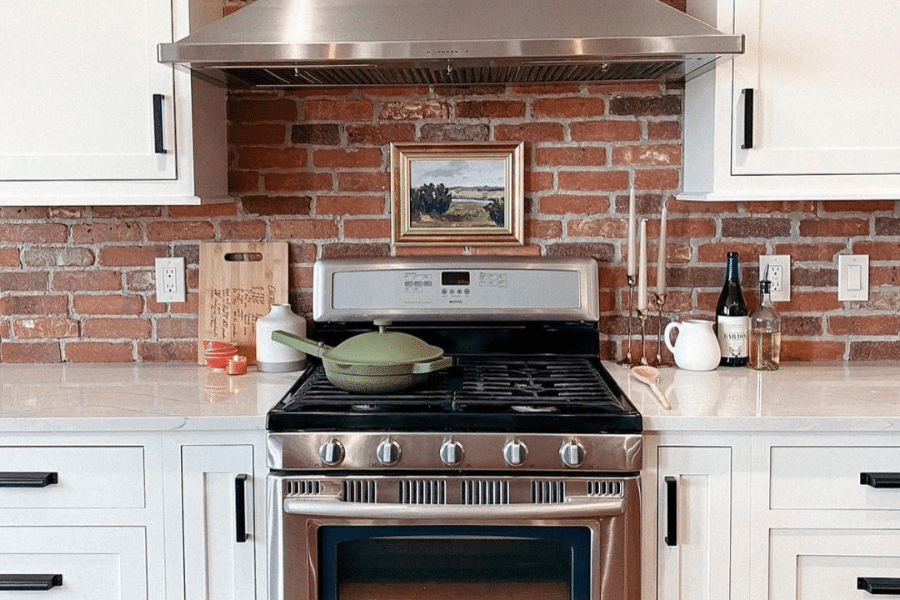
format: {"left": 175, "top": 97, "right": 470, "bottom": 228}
{"left": 197, "top": 242, "right": 289, "bottom": 365}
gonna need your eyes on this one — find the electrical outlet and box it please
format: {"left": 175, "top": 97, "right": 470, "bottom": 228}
{"left": 155, "top": 257, "right": 185, "bottom": 303}
{"left": 759, "top": 255, "right": 791, "bottom": 302}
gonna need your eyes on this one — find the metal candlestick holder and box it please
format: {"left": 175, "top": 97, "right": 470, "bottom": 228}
{"left": 636, "top": 307, "right": 649, "bottom": 365}
{"left": 654, "top": 292, "right": 670, "bottom": 367}
{"left": 619, "top": 275, "right": 636, "bottom": 366}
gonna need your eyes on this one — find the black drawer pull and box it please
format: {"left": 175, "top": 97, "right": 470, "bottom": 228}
{"left": 858, "top": 577, "right": 900, "bottom": 594}
{"left": 0, "top": 472, "right": 58, "bottom": 488}
{"left": 664, "top": 475, "right": 677, "bottom": 546}
{"left": 741, "top": 88, "right": 754, "bottom": 149}
{"left": 860, "top": 472, "right": 900, "bottom": 488}
{"left": 0, "top": 574, "right": 63, "bottom": 591}
{"left": 235, "top": 474, "right": 249, "bottom": 543}
{"left": 153, "top": 94, "right": 167, "bottom": 154}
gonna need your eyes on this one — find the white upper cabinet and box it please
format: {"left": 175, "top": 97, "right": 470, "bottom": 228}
{"left": 682, "top": 0, "right": 900, "bottom": 200}
{"left": 0, "top": 0, "right": 229, "bottom": 205}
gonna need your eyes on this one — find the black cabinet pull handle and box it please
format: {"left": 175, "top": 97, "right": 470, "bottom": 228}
{"left": 0, "top": 472, "right": 58, "bottom": 488}
{"left": 664, "top": 475, "right": 677, "bottom": 546}
{"left": 860, "top": 472, "right": 900, "bottom": 488}
{"left": 858, "top": 577, "right": 900, "bottom": 594}
{"left": 235, "top": 474, "right": 249, "bottom": 543}
{"left": 741, "top": 88, "right": 754, "bottom": 149}
{"left": 0, "top": 574, "right": 63, "bottom": 591}
{"left": 153, "top": 94, "right": 167, "bottom": 154}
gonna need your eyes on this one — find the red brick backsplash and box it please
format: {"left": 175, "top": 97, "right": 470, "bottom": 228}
{"left": 1, "top": 81, "right": 899, "bottom": 363}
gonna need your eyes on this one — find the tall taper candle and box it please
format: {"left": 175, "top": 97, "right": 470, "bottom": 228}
{"left": 637, "top": 218, "right": 648, "bottom": 312}
{"left": 656, "top": 202, "right": 668, "bottom": 296}
{"left": 627, "top": 188, "right": 636, "bottom": 277}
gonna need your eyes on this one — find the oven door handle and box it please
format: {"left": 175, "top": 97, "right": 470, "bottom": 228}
{"left": 283, "top": 496, "right": 624, "bottom": 520}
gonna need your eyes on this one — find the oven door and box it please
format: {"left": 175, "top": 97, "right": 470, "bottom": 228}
{"left": 268, "top": 475, "right": 640, "bottom": 600}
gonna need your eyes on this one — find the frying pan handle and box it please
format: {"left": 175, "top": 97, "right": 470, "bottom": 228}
{"left": 411, "top": 356, "right": 454, "bottom": 374}
{"left": 271, "top": 330, "right": 329, "bottom": 358}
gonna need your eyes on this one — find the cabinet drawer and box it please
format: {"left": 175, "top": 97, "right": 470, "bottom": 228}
{"left": 770, "top": 446, "right": 900, "bottom": 510}
{"left": 0, "top": 447, "right": 144, "bottom": 509}
{"left": 770, "top": 529, "right": 900, "bottom": 600}
{"left": 0, "top": 527, "right": 147, "bottom": 599}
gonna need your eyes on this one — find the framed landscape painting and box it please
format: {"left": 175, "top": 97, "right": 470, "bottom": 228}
{"left": 390, "top": 142, "right": 524, "bottom": 246}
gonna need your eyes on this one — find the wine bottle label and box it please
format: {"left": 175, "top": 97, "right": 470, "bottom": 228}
{"left": 717, "top": 315, "right": 749, "bottom": 359}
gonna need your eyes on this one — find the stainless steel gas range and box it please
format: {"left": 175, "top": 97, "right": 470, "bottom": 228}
{"left": 266, "top": 257, "right": 642, "bottom": 600}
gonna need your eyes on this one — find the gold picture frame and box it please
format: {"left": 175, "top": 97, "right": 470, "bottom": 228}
{"left": 390, "top": 142, "right": 525, "bottom": 246}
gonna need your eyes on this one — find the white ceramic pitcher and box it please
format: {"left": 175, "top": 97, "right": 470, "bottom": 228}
{"left": 664, "top": 319, "right": 720, "bottom": 371}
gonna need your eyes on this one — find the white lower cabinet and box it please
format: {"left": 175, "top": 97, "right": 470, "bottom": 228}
{"left": 0, "top": 430, "right": 268, "bottom": 600}
{"left": 643, "top": 433, "right": 751, "bottom": 600}
{"left": 0, "top": 434, "right": 166, "bottom": 599}
{"left": 656, "top": 446, "right": 732, "bottom": 600}
{"left": 180, "top": 444, "right": 258, "bottom": 600}
{"left": 163, "top": 433, "right": 268, "bottom": 600}
{"left": 752, "top": 435, "right": 900, "bottom": 600}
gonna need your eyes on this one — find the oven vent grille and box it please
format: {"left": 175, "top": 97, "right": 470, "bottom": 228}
{"left": 462, "top": 479, "right": 510, "bottom": 505}
{"left": 343, "top": 480, "right": 377, "bottom": 503}
{"left": 285, "top": 480, "right": 321, "bottom": 496}
{"left": 588, "top": 480, "right": 625, "bottom": 497}
{"left": 400, "top": 480, "right": 447, "bottom": 505}
{"left": 532, "top": 480, "right": 567, "bottom": 503}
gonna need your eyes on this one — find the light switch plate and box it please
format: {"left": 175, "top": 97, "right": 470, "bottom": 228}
{"left": 838, "top": 254, "right": 868, "bottom": 301}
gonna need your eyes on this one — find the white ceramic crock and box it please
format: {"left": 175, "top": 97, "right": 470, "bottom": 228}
{"left": 255, "top": 303, "right": 307, "bottom": 372}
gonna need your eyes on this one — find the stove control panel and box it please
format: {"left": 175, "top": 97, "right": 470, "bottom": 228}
{"left": 270, "top": 432, "right": 642, "bottom": 473}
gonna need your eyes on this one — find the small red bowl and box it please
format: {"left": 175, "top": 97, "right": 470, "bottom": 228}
{"left": 203, "top": 340, "right": 238, "bottom": 352}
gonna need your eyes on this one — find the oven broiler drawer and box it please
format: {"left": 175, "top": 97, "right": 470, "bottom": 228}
{"left": 280, "top": 474, "right": 630, "bottom": 507}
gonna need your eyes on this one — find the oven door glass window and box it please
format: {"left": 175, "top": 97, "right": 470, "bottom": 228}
{"left": 319, "top": 525, "right": 591, "bottom": 600}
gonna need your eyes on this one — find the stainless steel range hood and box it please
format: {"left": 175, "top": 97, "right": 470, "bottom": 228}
{"left": 158, "top": 0, "right": 743, "bottom": 87}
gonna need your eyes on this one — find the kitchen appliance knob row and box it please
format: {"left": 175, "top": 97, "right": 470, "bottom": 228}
{"left": 316, "top": 437, "right": 591, "bottom": 468}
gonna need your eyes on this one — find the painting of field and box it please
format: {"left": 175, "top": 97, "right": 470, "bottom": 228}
{"left": 390, "top": 142, "right": 524, "bottom": 246}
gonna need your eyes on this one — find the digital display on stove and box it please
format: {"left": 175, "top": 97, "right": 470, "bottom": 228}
{"left": 441, "top": 271, "right": 470, "bottom": 286}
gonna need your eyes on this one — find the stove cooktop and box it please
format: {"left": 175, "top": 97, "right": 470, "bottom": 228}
{"left": 267, "top": 356, "right": 641, "bottom": 434}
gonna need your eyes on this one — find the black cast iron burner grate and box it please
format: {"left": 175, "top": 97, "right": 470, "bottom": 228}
{"left": 268, "top": 357, "right": 641, "bottom": 434}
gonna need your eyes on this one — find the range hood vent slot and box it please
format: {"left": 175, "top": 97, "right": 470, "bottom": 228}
{"left": 215, "top": 60, "right": 688, "bottom": 88}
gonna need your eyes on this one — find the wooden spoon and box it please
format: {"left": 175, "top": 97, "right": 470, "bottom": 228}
{"left": 630, "top": 365, "right": 672, "bottom": 410}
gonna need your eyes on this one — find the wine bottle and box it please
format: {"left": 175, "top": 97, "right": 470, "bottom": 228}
{"left": 716, "top": 251, "right": 749, "bottom": 367}
{"left": 749, "top": 278, "right": 782, "bottom": 371}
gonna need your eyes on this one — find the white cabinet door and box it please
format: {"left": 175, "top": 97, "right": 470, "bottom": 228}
{"left": 181, "top": 445, "right": 257, "bottom": 600}
{"left": 0, "top": 0, "right": 176, "bottom": 182}
{"left": 730, "top": 0, "right": 900, "bottom": 177}
{"left": 657, "top": 446, "right": 732, "bottom": 600}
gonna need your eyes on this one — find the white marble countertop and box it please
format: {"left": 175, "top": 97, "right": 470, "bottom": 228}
{"left": 3, "top": 362, "right": 900, "bottom": 434}
{"left": 604, "top": 361, "right": 900, "bottom": 433}
{"left": 0, "top": 363, "right": 299, "bottom": 432}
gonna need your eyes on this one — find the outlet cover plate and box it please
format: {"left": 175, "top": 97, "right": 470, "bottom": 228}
{"left": 155, "top": 257, "right": 185, "bottom": 303}
{"left": 759, "top": 255, "right": 791, "bottom": 302}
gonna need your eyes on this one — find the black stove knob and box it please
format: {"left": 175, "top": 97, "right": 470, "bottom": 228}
{"left": 559, "top": 440, "right": 585, "bottom": 468}
{"left": 319, "top": 438, "right": 345, "bottom": 466}
{"left": 503, "top": 439, "right": 528, "bottom": 467}
{"left": 376, "top": 438, "right": 401, "bottom": 466}
{"left": 440, "top": 440, "right": 465, "bottom": 466}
